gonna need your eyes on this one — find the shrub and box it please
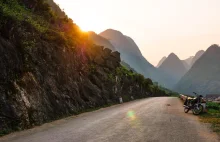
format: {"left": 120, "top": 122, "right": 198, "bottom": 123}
{"left": 207, "top": 102, "right": 220, "bottom": 110}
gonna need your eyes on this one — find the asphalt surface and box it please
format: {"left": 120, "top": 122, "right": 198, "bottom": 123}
{"left": 0, "top": 97, "right": 219, "bottom": 142}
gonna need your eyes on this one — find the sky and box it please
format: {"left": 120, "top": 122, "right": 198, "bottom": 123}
{"left": 54, "top": 0, "right": 220, "bottom": 66}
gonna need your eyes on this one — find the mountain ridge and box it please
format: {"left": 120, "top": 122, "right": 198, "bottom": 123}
{"left": 175, "top": 45, "right": 220, "bottom": 95}
{"left": 99, "top": 29, "right": 175, "bottom": 89}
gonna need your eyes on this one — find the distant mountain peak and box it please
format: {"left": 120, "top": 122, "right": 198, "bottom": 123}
{"left": 88, "top": 31, "right": 96, "bottom": 34}
{"left": 100, "top": 29, "right": 123, "bottom": 36}
{"left": 159, "top": 52, "right": 187, "bottom": 86}
{"left": 169, "top": 52, "right": 176, "bottom": 56}
{"left": 99, "top": 29, "right": 142, "bottom": 57}
{"left": 206, "top": 44, "right": 220, "bottom": 53}
{"left": 157, "top": 56, "right": 167, "bottom": 68}
{"left": 168, "top": 52, "right": 178, "bottom": 58}
{"left": 167, "top": 53, "right": 181, "bottom": 61}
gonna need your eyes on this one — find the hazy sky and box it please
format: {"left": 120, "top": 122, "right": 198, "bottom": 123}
{"left": 54, "top": 0, "right": 220, "bottom": 66}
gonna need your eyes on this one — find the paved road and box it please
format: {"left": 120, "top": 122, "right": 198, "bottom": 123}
{"left": 0, "top": 97, "right": 219, "bottom": 142}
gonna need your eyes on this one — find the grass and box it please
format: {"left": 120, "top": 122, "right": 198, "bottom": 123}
{"left": 0, "top": 0, "right": 48, "bottom": 33}
{"left": 200, "top": 102, "right": 220, "bottom": 133}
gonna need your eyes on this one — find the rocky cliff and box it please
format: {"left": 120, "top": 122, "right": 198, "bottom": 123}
{"left": 0, "top": 0, "right": 170, "bottom": 135}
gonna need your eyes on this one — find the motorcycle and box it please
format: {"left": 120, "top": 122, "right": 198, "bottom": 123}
{"left": 183, "top": 92, "right": 206, "bottom": 115}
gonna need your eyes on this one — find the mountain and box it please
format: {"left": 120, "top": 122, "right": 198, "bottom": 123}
{"left": 175, "top": 45, "right": 220, "bottom": 95}
{"left": 156, "top": 56, "right": 166, "bottom": 68}
{"left": 99, "top": 29, "right": 153, "bottom": 76}
{"left": 182, "top": 56, "right": 194, "bottom": 70}
{"left": 88, "top": 31, "right": 116, "bottom": 51}
{"left": 184, "top": 56, "right": 194, "bottom": 65}
{"left": 159, "top": 53, "right": 187, "bottom": 85}
{"left": 99, "top": 29, "right": 174, "bottom": 89}
{"left": 190, "top": 50, "right": 205, "bottom": 67}
{"left": 182, "top": 50, "right": 205, "bottom": 70}
{"left": 100, "top": 29, "right": 142, "bottom": 57}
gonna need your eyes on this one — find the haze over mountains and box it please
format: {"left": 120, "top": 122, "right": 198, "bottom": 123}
{"left": 89, "top": 28, "right": 220, "bottom": 95}
{"left": 99, "top": 29, "right": 142, "bottom": 57}
{"left": 90, "top": 29, "right": 176, "bottom": 89}
{"left": 88, "top": 31, "right": 116, "bottom": 51}
{"left": 157, "top": 50, "right": 205, "bottom": 71}
{"left": 175, "top": 45, "right": 220, "bottom": 95}
{"left": 99, "top": 29, "right": 158, "bottom": 80}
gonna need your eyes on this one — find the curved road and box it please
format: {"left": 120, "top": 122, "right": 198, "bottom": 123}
{"left": 0, "top": 97, "right": 219, "bottom": 142}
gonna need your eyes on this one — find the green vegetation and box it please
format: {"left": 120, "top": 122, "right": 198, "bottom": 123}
{"left": 114, "top": 66, "right": 177, "bottom": 97}
{"left": 206, "top": 102, "right": 220, "bottom": 111}
{"left": 200, "top": 102, "right": 220, "bottom": 133}
{"left": 115, "top": 66, "right": 150, "bottom": 85}
{"left": 0, "top": 0, "right": 48, "bottom": 32}
{"left": 0, "top": 0, "right": 84, "bottom": 48}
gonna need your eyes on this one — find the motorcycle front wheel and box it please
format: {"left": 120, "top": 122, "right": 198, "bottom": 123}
{"left": 184, "top": 108, "right": 190, "bottom": 113}
{"left": 193, "top": 105, "right": 203, "bottom": 115}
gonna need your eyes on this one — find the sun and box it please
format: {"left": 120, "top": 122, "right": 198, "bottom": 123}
{"left": 76, "top": 18, "right": 104, "bottom": 33}
{"left": 79, "top": 24, "right": 92, "bottom": 32}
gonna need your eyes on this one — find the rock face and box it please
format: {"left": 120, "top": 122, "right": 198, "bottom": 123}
{"left": 99, "top": 29, "right": 174, "bottom": 89}
{"left": 156, "top": 56, "right": 167, "bottom": 68}
{"left": 175, "top": 45, "right": 220, "bottom": 95}
{"left": 0, "top": 0, "right": 170, "bottom": 134}
{"left": 159, "top": 53, "right": 187, "bottom": 87}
